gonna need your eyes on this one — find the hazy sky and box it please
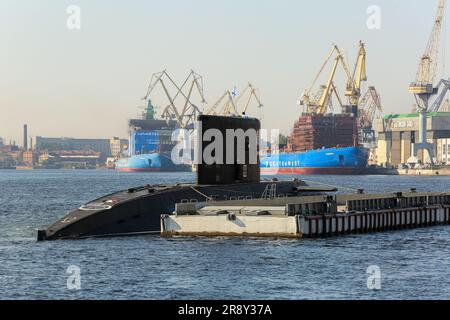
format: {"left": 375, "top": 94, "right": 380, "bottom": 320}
{"left": 0, "top": 0, "right": 446, "bottom": 144}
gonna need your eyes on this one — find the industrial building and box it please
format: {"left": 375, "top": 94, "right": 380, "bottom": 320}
{"left": 109, "top": 137, "right": 123, "bottom": 157}
{"left": 35, "top": 137, "right": 128, "bottom": 157}
{"left": 374, "top": 112, "right": 450, "bottom": 167}
{"left": 22, "top": 151, "right": 38, "bottom": 166}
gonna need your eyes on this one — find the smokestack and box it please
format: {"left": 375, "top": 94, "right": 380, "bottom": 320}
{"left": 23, "top": 124, "right": 28, "bottom": 151}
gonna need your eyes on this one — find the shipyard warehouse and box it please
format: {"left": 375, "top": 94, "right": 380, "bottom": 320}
{"left": 375, "top": 112, "right": 450, "bottom": 167}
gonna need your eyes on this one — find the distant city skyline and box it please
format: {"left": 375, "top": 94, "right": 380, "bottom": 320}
{"left": 1, "top": 0, "right": 448, "bottom": 145}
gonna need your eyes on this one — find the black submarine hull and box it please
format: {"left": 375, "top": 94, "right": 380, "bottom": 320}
{"left": 37, "top": 181, "right": 334, "bottom": 241}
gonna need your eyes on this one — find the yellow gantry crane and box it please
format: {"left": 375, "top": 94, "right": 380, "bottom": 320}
{"left": 299, "top": 41, "right": 367, "bottom": 115}
{"left": 345, "top": 41, "right": 367, "bottom": 109}
{"left": 300, "top": 44, "right": 346, "bottom": 114}
{"left": 408, "top": 0, "right": 446, "bottom": 163}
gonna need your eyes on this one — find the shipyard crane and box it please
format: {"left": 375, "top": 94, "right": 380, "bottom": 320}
{"left": 358, "top": 86, "right": 383, "bottom": 144}
{"left": 205, "top": 91, "right": 238, "bottom": 116}
{"left": 235, "top": 83, "right": 264, "bottom": 115}
{"left": 142, "top": 70, "right": 207, "bottom": 128}
{"left": 315, "top": 58, "right": 343, "bottom": 114}
{"left": 344, "top": 41, "right": 367, "bottom": 112}
{"left": 311, "top": 84, "right": 344, "bottom": 113}
{"left": 299, "top": 42, "right": 367, "bottom": 116}
{"left": 206, "top": 83, "right": 263, "bottom": 117}
{"left": 408, "top": 0, "right": 446, "bottom": 163}
{"left": 299, "top": 44, "right": 351, "bottom": 114}
{"left": 299, "top": 45, "right": 337, "bottom": 113}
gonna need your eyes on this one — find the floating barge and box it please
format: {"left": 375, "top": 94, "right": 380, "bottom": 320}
{"left": 161, "top": 191, "right": 450, "bottom": 238}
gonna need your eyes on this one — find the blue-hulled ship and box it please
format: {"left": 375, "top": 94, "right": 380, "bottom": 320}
{"left": 261, "top": 146, "right": 369, "bottom": 175}
{"left": 115, "top": 153, "right": 189, "bottom": 172}
{"left": 115, "top": 100, "right": 190, "bottom": 172}
{"left": 261, "top": 113, "right": 369, "bottom": 175}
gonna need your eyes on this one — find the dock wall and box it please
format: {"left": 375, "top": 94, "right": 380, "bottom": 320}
{"left": 299, "top": 206, "right": 450, "bottom": 238}
{"left": 396, "top": 168, "right": 450, "bottom": 176}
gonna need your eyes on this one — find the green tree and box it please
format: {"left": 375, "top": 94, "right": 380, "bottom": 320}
{"left": 279, "top": 134, "right": 288, "bottom": 146}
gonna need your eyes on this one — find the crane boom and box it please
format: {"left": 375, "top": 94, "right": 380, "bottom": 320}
{"left": 207, "top": 83, "right": 263, "bottom": 117}
{"left": 331, "top": 83, "right": 344, "bottom": 108}
{"left": 206, "top": 91, "right": 228, "bottom": 115}
{"left": 317, "top": 55, "right": 341, "bottom": 114}
{"left": 335, "top": 46, "right": 352, "bottom": 80}
{"left": 158, "top": 78, "right": 184, "bottom": 126}
{"left": 241, "top": 83, "right": 263, "bottom": 115}
{"left": 409, "top": 0, "right": 446, "bottom": 97}
{"left": 222, "top": 91, "right": 239, "bottom": 115}
{"left": 142, "top": 70, "right": 206, "bottom": 128}
{"left": 345, "top": 41, "right": 367, "bottom": 105}
{"left": 359, "top": 86, "right": 382, "bottom": 127}
{"left": 303, "top": 46, "right": 338, "bottom": 99}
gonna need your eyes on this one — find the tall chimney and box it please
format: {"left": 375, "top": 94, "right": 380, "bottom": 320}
{"left": 23, "top": 124, "right": 28, "bottom": 151}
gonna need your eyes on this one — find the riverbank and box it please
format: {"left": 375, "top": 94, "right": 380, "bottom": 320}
{"left": 365, "top": 166, "right": 450, "bottom": 176}
{"left": 396, "top": 168, "right": 450, "bottom": 176}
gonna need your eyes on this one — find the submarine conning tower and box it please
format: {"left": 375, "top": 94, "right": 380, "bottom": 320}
{"left": 196, "top": 115, "right": 261, "bottom": 185}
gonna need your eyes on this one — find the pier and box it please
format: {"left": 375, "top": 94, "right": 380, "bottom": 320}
{"left": 161, "top": 191, "right": 450, "bottom": 238}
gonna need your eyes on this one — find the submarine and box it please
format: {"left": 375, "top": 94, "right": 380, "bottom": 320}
{"left": 37, "top": 115, "right": 336, "bottom": 241}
